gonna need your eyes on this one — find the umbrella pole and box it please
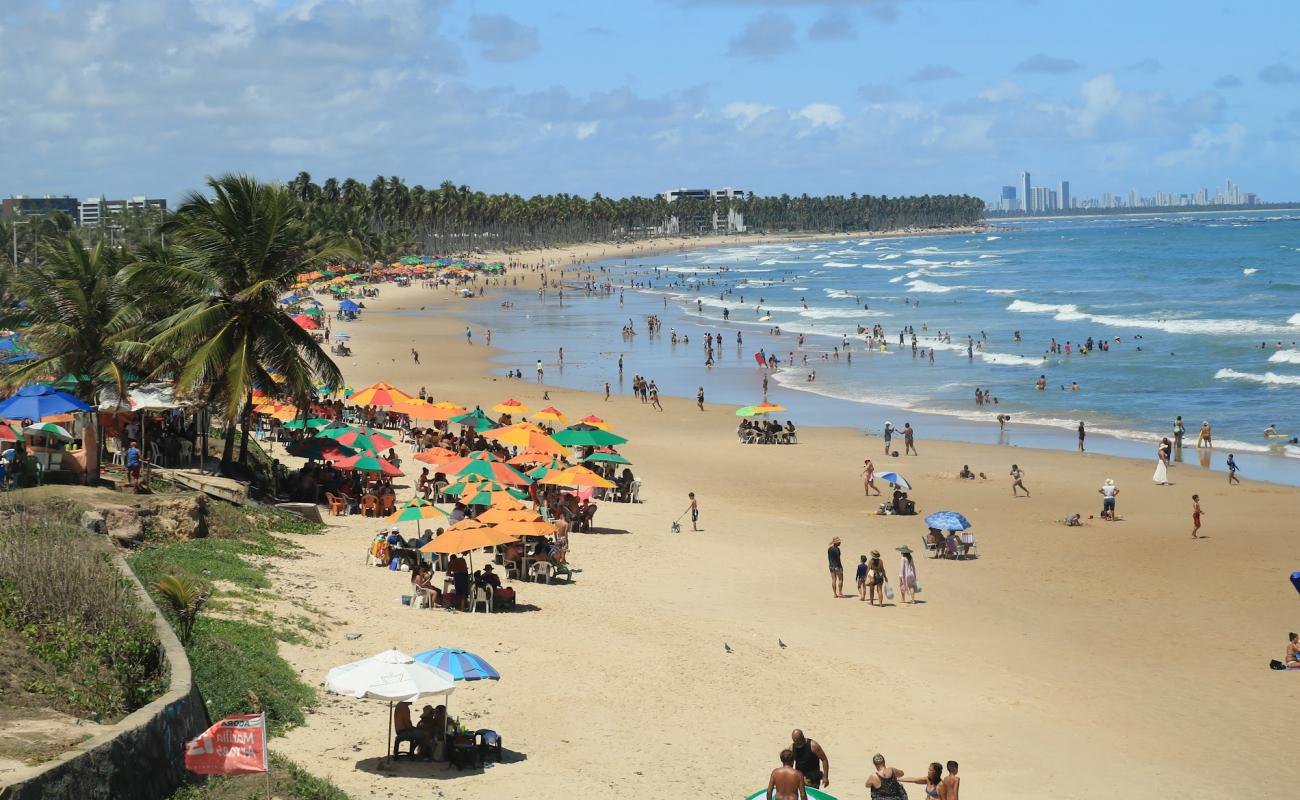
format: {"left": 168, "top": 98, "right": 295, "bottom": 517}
{"left": 386, "top": 701, "right": 393, "bottom": 764}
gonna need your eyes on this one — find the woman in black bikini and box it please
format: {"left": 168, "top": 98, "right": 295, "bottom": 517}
{"left": 902, "top": 762, "right": 944, "bottom": 798}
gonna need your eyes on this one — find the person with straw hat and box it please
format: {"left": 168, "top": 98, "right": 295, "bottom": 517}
{"left": 827, "top": 537, "right": 844, "bottom": 598}
{"left": 866, "top": 550, "right": 888, "bottom": 607}
{"left": 897, "top": 546, "right": 917, "bottom": 605}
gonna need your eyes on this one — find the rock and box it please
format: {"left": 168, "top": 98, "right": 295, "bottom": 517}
{"left": 89, "top": 504, "right": 144, "bottom": 544}
{"left": 79, "top": 510, "right": 106, "bottom": 534}
{"left": 144, "top": 496, "right": 209, "bottom": 541}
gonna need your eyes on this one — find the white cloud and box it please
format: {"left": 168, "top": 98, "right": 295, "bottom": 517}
{"left": 722, "top": 101, "right": 776, "bottom": 125}
{"left": 576, "top": 121, "right": 599, "bottom": 140}
{"left": 1155, "top": 123, "right": 1248, "bottom": 167}
{"left": 798, "top": 103, "right": 844, "bottom": 127}
{"left": 979, "top": 80, "right": 1023, "bottom": 103}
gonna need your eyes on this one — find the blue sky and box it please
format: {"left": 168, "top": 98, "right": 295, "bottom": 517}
{"left": 2, "top": 0, "right": 1298, "bottom": 203}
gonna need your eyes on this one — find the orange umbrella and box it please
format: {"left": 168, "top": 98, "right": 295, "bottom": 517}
{"left": 476, "top": 507, "right": 541, "bottom": 524}
{"left": 348, "top": 381, "right": 416, "bottom": 407}
{"left": 533, "top": 406, "right": 568, "bottom": 424}
{"left": 430, "top": 401, "right": 468, "bottom": 411}
{"left": 489, "top": 518, "right": 557, "bottom": 537}
{"left": 539, "top": 465, "right": 616, "bottom": 489}
{"left": 506, "top": 449, "right": 558, "bottom": 466}
{"left": 482, "top": 422, "right": 546, "bottom": 447}
{"left": 490, "top": 399, "right": 529, "bottom": 415}
{"left": 420, "top": 520, "right": 518, "bottom": 554}
{"left": 414, "top": 446, "right": 460, "bottom": 465}
{"left": 576, "top": 415, "right": 612, "bottom": 430}
{"left": 387, "top": 403, "right": 465, "bottom": 421}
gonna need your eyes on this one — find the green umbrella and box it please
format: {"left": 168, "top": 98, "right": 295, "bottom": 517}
{"left": 282, "top": 417, "right": 332, "bottom": 430}
{"left": 451, "top": 409, "right": 497, "bottom": 433}
{"left": 315, "top": 421, "right": 356, "bottom": 438}
{"left": 302, "top": 306, "right": 324, "bottom": 318}
{"left": 444, "top": 481, "right": 528, "bottom": 506}
{"left": 552, "top": 425, "right": 628, "bottom": 447}
{"left": 526, "top": 458, "right": 565, "bottom": 481}
{"left": 583, "top": 451, "right": 630, "bottom": 465}
{"left": 24, "top": 422, "right": 73, "bottom": 441}
{"left": 387, "top": 496, "right": 449, "bottom": 523}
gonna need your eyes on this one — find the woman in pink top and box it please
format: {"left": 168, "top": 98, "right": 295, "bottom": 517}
{"left": 897, "top": 546, "right": 917, "bottom": 604}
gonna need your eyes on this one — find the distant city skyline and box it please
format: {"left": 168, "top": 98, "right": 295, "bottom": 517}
{"left": 992, "top": 174, "right": 1263, "bottom": 213}
{"left": 2, "top": 2, "right": 1298, "bottom": 202}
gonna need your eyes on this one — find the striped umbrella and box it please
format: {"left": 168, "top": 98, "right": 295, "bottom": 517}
{"left": 532, "top": 406, "right": 568, "bottom": 424}
{"left": 490, "top": 399, "right": 529, "bottom": 415}
{"left": 24, "top": 422, "right": 73, "bottom": 441}
{"left": 349, "top": 381, "right": 416, "bottom": 407}
{"left": 411, "top": 648, "right": 501, "bottom": 681}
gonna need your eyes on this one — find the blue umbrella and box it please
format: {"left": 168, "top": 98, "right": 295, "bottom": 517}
{"left": 925, "top": 511, "right": 971, "bottom": 531}
{"left": 411, "top": 648, "right": 500, "bottom": 681}
{"left": 279, "top": 294, "right": 300, "bottom": 305}
{"left": 0, "top": 384, "right": 92, "bottom": 419}
{"left": 340, "top": 299, "right": 360, "bottom": 312}
{"left": 333, "top": 332, "right": 351, "bottom": 340}
{"left": 878, "top": 471, "right": 912, "bottom": 491}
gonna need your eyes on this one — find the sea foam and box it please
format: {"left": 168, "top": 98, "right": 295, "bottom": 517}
{"left": 1269, "top": 350, "right": 1300, "bottom": 364}
{"left": 1007, "top": 300, "right": 1300, "bottom": 335}
{"left": 1215, "top": 368, "right": 1300, "bottom": 387}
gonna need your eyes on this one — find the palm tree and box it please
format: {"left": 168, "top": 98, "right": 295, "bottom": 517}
{"left": 0, "top": 235, "right": 144, "bottom": 484}
{"left": 136, "top": 174, "right": 355, "bottom": 475}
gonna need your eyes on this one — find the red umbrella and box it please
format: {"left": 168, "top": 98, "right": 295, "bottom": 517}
{"left": 291, "top": 314, "right": 320, "bottom": 330}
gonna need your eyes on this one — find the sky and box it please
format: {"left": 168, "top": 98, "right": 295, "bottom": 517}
{"left": 1, "top": 0, "right": 1298, "bottom": 204}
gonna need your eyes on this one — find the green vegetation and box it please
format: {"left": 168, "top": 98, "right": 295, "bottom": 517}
{"left": 0, "top": 495, "right": 167, "bottom": 723}
{"left": 169, "top": 752, "right": 349, "bottom": 800}
{"left": 129, "top": 505, "right": 325, "bottom": 733}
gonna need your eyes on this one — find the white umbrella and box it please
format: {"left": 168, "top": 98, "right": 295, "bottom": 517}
{"left": 325, "top": 649, "right": 457, "bottom": 761}
{"left": 23, "top": 422, "right": 73, "bottom": 441}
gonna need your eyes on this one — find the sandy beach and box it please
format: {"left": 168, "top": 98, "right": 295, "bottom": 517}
{"left": 269, "top": 235, "right": 1300, "bottom": 800}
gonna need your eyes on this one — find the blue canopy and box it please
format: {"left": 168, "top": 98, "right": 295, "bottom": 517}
{"left": 339, "top": 299, "right": 360, "bottom": 312}
{"left": 279, "top": 294, "right": 300, "bottom": 305}
{"left": 411, "top": 648, "right": 500, "bottom": 681}
{"left": 924, "top": 511, "right": 971, "bottom": 531}
{"left": 2, "top": 353, "right": 38, "bottom": 364}
{"left": 0, "top": 384, "right": 93, "bottom": 419}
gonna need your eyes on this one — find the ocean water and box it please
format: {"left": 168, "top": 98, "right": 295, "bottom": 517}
{"left": 462, "top": 211, "right": 1300, "bottom": 484}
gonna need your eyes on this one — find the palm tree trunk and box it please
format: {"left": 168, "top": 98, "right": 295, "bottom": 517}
{"left": 220, "top": 423, "right": 236, "bottom": 474}
{"left": 236, "top": 391, "right": 254, "bottom": 467}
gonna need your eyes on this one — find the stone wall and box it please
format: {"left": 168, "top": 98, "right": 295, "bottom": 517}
{"left": 0, "top": 556, "right": 211, "bottom": 800}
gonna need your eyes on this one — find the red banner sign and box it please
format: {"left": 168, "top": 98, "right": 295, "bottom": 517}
{"left": 184, "top": 713, "right": 268, "bottom": 775}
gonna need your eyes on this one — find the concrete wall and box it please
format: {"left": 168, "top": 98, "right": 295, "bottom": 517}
{"left": 0, "top": 556, "right": 211, "bottom": 800}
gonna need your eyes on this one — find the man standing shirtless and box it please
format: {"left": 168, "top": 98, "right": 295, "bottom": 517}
{"left": 766, "top": 749, "right": 808, "bottom": 800}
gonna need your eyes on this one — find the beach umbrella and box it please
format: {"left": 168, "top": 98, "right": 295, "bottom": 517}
{"left": 315, "top": 420, "right": 355, "bottom": 438}
{"left": 476, "top": 507, "right": 540, "bottom": 524}
{"left": 23, "top": 422, "right": 73, "bottom": 441}
{"left": 507, "top": 449, "right": 558, "bottom": 467}
{"left": 451, "top": 409, "right": 497, "bottom": 432}
{"left": 411, "top": 648, "right": 500, "bottom": 682}
{"left": 438, "top": 451, "right": 531, "bottom": 486}
{"left": 336, "top": 453, "right": 403, "bottom": 477}
{"left": 490, "top": 399, "right": 529, "bottom": 415}
{"left": 324, "top": 649, "right": 456, "bottom": 763}
{"left": 532, "top": 406, "right": 568, "bottom": 424}
{"left": 490, "top": 518, "right": 557, "bottom": 537}
{"left": 443, "top": 479, "right": 528, "bottom": 506}
{"left": 386, "top": 497, "right": 449, "bottom": 539}
{"left": 576, "top": 415, "right": 612, "bottom": 430}
{"left": 288, "top": 438, "right": 357, "bottom": 461}
{"left": 482, "top": 421, "right": 546, "bottom": 446}
{"left": 736, "top": 402, "right": 786, "bottom": 417}
{"left": 302, "top": 306, "right": 324, "bottom": 319}
{"left": 539, "top": 465, "right": 616, "bottom": 490}
{"left": 348, "top": 381, "right": 415, "bottom": 407}
{"left": 339, "top": 299, "right": 360, "bottom": 313}
{"left": 389, "top": 402, "right": 451, "bottom": 422}
{"left": 878, "top": 471, "right": 912, "bottom": 491}
{"left": 421, "top": 520, "right": 519, "bottom": 555}
{"left": 290, "top": 314, "right": 320, "bottom": 330}
{"left": 583, "top": 450, "right": 630, "bottom": 465}
{"left": 924, "top": 511, "right": 971, "bottom": 531}
{"left": 414, "top": 446, "right": 460, "bottom": 466}
{"left": 552, "top": 425, "right": 628, "bottom": 447}
{"left": 526, "top": 458, "right": 564, "bottom": 481}
{"left": 0, "top": 423, "right": 22, "bottom": 442}
{"left": 281, "top": 418, "right": 332, "bottom": 430}
{"left": 332, "top": 429, "right": 398, "bottom": 453}
{"left": 0, "top": 384, "right": 92, "bottom": 420}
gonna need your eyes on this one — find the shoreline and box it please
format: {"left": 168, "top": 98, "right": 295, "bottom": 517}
{"left": 268, "top": 237, "right": 1300, "bottom": 800}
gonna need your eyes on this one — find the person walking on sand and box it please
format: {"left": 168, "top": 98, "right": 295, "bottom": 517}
{"left": 903, "top": 422, "right": 917, "bottom": 455}
{"left": 827, "top": 537, "right": 844, "bottom": 598}
{"left": 650, "top": 384, "right": 663, "bottom": 411}
{"left": 790, "top": 730, "right": 830, "bottom": 790}
{"left": 1227, "top": 453, "right": 1240, "bottom": 484}
{"left": 411, "top": 348, "right": 420, "bottom": 365}
{"left": 1191, "top": 494, "right": 1204, "bottom": 539}
{"left": 1011, "top": 464, "right": 1029, "bottom": 497}
{"left": 866, "top": 550, "right": 888, "bottom": 606}
{"left": 767, "top": 750, "right": 809, "bottom": 800}
{"left": 856, "top": 555, "right": 868, "bottom": 601}
{"left": 686, "top": 492, "right": 699, "bottom": 531}
{"left": 697, "top": 386, "right": 705, "bottom": 411}
{"left": 604, "top": 382, "right": 610, "bottom": 401}
{"left": 865, "top": 753, "right": 907, "bottom": 799}
{"left": 1153, "top": 438, "right": 1171, "bottom": 485}
{"left": 862, "top": 459, "right": 880, "bottom": 496}
{"left": 897, "top": 545, "right": 917, "bottom": 604}
{"left": 465, "top": 326, "right": 473, "bottom": 345}
{"left": 1077, "top": 420, "right": 1086, "bottom": 452}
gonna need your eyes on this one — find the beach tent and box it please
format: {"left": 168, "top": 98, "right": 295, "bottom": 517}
{"left": 340, "top": 299, "right": 361, "bottom": 313}
{"left": 291, "top": 314, "right": 320, "bottom": 330}
{"left": 324, "top": 649, "right": 456, "bottom": 763}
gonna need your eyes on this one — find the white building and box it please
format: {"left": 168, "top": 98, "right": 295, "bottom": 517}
{"left": 659, "top": 187, "right": 746, "bottom": 233}
{"left": 79, "top": 195, "right": 167, "bottom": 227}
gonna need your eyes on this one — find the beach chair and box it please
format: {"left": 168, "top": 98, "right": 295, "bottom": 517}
{"left": 179, "top": 440, "right": 194, "bottom": 466}
{"left": 529, "top": 562, "right": 555, "bottom": 584}
{"left": 148, "top": 441, "right": 163, "bottom": 466}
{"left": 360, "top": 495, "right": 380, "bottom": 517}
{"left": 628, "top": 479, "right": 641, "bottom": 504}
{"left": 470, "top": 586, "right": 493, "bottom": 613}
{"left": 921, "top": 534, "right": 939, "bottom": 558}
{"left": 325, "top": 492, "right": 347, "bottom": 516}
{"left": 108, "top": 437, "right": 124, "bottom": 466}
{"left": 959, "top": 532, "right": 978, "bottom": 560}
{"left": 476, "top": 729, "right": 503, "bottom": 763}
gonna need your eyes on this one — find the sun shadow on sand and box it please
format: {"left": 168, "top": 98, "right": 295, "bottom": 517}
{"left": 353, "top": 747, "right": 528, "bottom": 779}
{"left": 584, "top": 526, "right": 632, "bottom": 535}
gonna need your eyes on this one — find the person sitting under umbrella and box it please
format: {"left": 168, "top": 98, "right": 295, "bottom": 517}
{"left": 394, "top": 701, "right": 433, "bottom": 760}
{"left": 475, "top": 564, "right": 515, "bottom": 608}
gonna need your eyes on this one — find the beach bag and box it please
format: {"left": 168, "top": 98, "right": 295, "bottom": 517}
{"left": 1269, "top": 659, "right": 1287, "bottom": 670}
{"left": 884, "top": 584, "right": 894, "bottom": 600}
{"left": 914, "top": 582, "right": 922, "bottom": 594}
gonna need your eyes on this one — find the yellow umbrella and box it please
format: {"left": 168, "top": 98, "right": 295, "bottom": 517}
{"left": 532, "top": 406, "right": 569, "bottom": 424}
{"left": 476, "top": 507, "right": 541, "bottom": 524}
{"left": 389, "top": 402, "right": 458, "bottom": 422}
{"left": 482, "top": 422, "right": 546, "bottom": 447}
{"left": 349, "top": 382, "right": 416, "bottom": 407}
{"left": 490, "top": 399, "right": 530, "bottom": 415}
{"left": 539, "top": 465, "right": 616, "bottom": 489}
{"left": 489, "top": 518, "right": 557, "bottom": 537}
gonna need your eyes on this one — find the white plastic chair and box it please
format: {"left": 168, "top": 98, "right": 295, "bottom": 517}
{"left": 179, "top": 440, "right": 194, "bottom": 466}
{"left": 470, "top": 586, "right": 493, "bottom": 613}
{"left": 109, "top": 437, "right": 124, "bottom": 466}
{"left": 529, "top": 562, "right": 555, "bottom": 584}
{"left": 148, "top": 441, "right": 162, "bottom": 466}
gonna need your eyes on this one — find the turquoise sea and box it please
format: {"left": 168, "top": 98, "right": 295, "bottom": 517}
{"left": 464, "top": 210, "right": 1300, "bottom": 484}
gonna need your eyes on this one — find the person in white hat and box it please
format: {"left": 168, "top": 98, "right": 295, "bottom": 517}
{"left": 1099, "top": 478, "right": 1119, "bottom": 519}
